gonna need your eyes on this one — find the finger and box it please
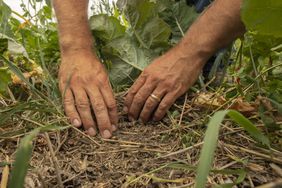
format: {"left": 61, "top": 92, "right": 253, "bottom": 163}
{"left": 124, "top": 75, "right": 146, "bottom": 113}
{"left": 63, "top": 89, "right": 82, "bottom": 128}
{"left": 128, "top": 79, "right": 156, "bottom": 120}
{"left": 87, "top": 86, "right": 113, "bottom": 139}
{"left": 153, "top": 91, "right": 180, "bottom": 121}
{"left": 100, "top": 83, "right": 118, "bottom": 131}
{"left": 139, "top": 87, "right": 166, "bottom": 123}
{"left": 72, "top": 88, "right": 97, "bottom": 136}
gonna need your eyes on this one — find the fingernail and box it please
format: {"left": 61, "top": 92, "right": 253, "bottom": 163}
{"left": 72, "top": 119, "right": 81, "bottom": 127}
{"left": 103, "top": 130, "right": 112, "bottom": 138}
{"left": 123, "top": 107, "right": 128, "bottom": 113}
{"left": 128, "top": 116, "right": 134, "bottom": 122}
{"left": 112, "top": 124, "right": 117, "bottom": 131}
{"left": 87, "top": 128, "right": 96, "bottom": 136}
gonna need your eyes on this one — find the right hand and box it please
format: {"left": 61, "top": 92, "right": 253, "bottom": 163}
{"left": 58, "top": 50, "right": 118, "bottom": 138}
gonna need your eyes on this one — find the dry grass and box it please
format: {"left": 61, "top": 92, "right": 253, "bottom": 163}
{"left": 0, "top": 92, "right": 282, "bottom": 188}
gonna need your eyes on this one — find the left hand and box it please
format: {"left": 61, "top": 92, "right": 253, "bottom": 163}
{"left": 124, "top": 47, "right": 205, "bottom": 122}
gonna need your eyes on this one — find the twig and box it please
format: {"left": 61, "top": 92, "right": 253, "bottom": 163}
{"left": 256, "top": 179, "right": 282, "bottom": 188}
{"left": 270, "top": 163, "right": 282, "bottom": 177}
{"left": 44, "top": 133, "right": 64, "bottom": 188}
{"left": 0, "top": 156, "right": 9, "bottom": 188}
{"left": 224, "top": 143, "right": 282, "bottom": 165}
{"left": 158, "top": 142, "right": 204, "bottom": 158}
{"left": 178, "top": 93, "right": 188, "bottom": 126}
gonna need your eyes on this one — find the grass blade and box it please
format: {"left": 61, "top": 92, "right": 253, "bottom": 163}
{"left": 8, "top": 128, "right": 40, "bottom": 188}
{"left": 195, "top": 110, "right": 270, "bottom": 188}
{"left": 8, "top": 125, "right": 68, "bottom": 188}
{"left": 195, "top": 111, "right": 225, "bottom": 188}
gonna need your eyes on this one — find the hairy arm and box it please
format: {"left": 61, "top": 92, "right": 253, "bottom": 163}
{"left": 125, "top": 0, "right": 245, "bottom": 122}
{"left": 53, "top": 0, "right": 94, "bottom": 55}
{"left": 53, "top": 0, "right": 118, "bottom": 138}
{"left": 177, "top": 0, "right": 245, "bottom": 65}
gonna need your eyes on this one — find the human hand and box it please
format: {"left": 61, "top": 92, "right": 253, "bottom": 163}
{"left": 59, "top": 50, "right": 118, "bottom": 138}
{"left": 124, "top": 47, "right": 205, "bottom": 122}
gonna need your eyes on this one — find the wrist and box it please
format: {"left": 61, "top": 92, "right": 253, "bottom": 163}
{"left": 59, "top": 34, "right": 94, "bottom": 54}
{"left": 172, "top": 42, "right": 211, "bottom": 69}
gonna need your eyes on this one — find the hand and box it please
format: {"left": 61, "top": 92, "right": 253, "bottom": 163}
{"left": 59, "top": 50, "right": 118, "bottom": 138}
{"left": 124, "top": 47, "right": 205, "bottom": 122}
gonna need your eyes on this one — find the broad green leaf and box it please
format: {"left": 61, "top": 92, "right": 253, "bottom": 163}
{"left": 104, "top": 36, "right": 153, "bottom": 71}
{"left": 108, "top": 57, "right": 140, "bottom": 87}
{"left": 102, "top": 36, "right": 152, "bottom": 86}
{"left": 90, "top": 14, "right": 126, "bottom": 42}
{"left": 195, "top": 110, "right": 270, "bottom": 188}
{"left": 241, "top": 0, "right": 282, "bottom": 37}
{"left": 165, "top": 0, "right": 198, "bottom": 42}
{"left": 117, "top": 0, "right": 171, "bottom": 49}
{"left": 0, "top": 33, "right": 28, "bottom": 56}
{"left": 0, "top": 67, "right": 11, "bottom": 93}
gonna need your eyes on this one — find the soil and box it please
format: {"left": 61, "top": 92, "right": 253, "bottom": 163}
{"left": 0, "top": 94, "right": 282, "bottom": 188}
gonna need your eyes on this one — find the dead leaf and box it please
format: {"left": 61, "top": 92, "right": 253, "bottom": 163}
{"left": 194, "top": 92, "right": 226, "bottom": 108}
{"left": 230, "top": 98, "right": 257, "bottom": 114}
{"left": 0, "top": 156, "right": 9, "bottom": 188}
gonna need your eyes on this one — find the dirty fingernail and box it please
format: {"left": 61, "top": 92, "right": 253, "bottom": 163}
{"left": 103, "top": 130, "right": 112, "bottom": 138}
{"left": 128, "top": 116, "right": 134, "bottom": 122}
{"left": 112, "top": 124, "right": 117, "bottom": 131}
{"left": 87, "top": 128, "right": 96, "bottom": 136}
{"left": 72, "top": 119, "right": 81, "bottom": 127}
{"left": 123, "top": 107, "right": 128, "bottom": 113}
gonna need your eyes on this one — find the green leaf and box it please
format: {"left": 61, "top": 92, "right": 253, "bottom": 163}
{"left": 268, "top": 98, "right": 282, "bottom": 114}
{"left": 0, "top": 67, "right": 11, "bottom": 93}
{"left": 227, "top": 110, "right": 270, "bottom": 146}
{"left": 8, "top": 128, "right": 40, "bottom": 188}
{"left": 195, "top": 111, "right": 223, "bottom": 188}
{"left": 195, "top": 110, "right": 270, "bottom": 188}
{"left": 164, "top": 0, "right": 198, "bottom": 42}
{"left": 104, "top": 36, "right": 153, "bottom": 71}
{"left": 0, "top": 33, "right": 28, "bottom": 56}
{"left": 0, "top": 37, "right": 8, "bottom": 53}
{"left": 117, "top": 0, "right": 171, "bottom": 49}
{"left": 0, "top": 0, "right": 13, "bottom": 37}
{"left": 8, "top": 125, "right": 68, "bottom": 188}
{"left": 102, "top": 36, "right": 152, "bottom": 87}
{"left": 89, "top": 14, "right": 126, "bottom": 42}
{"left": 241, "top": 0, "right": 282, "bottom": 37}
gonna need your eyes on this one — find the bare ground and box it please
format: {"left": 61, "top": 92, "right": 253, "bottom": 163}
{"left": 1, "top": 93, "right": 282, "bottom": 188}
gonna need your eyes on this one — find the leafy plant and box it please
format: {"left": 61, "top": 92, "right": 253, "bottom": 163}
{"left": 90, "top": 0, "right": 198, "bottom": 88}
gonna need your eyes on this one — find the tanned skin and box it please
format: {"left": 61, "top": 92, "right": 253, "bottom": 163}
{"left": 53, "top": 0, "right": 245, "bottom": 138}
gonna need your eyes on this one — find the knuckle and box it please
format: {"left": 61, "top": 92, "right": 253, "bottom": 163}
{"left": 76, "top": 100, "right": 90, "bottom": 109}
{"left": 95, "top": 103, "right": 107, "bottom": 113}
{"left": 146, "top": 100, "right": 155, "bottom": 108}
{"left": 163, "top": 81, "right": 173, "bottom": 88}
{"left": 107, "top": 102, "right": 117, "bottom": 111}
{"left": 134, "top": 93, "right": 144, "bottom": 104}
{"left": 153, "top": 112, "right": 162, "bottom": 120}
{"left": 64, "top": 98, "right": 74, "bottom": 105}
{"left": 66, "top": 111, "right": 78, "bottom": 118}
{"left": 158, "top": 103, "right": 168, "bottom": 111}
{"left": 71, "top": 74, "right": 94, "bottom": 85}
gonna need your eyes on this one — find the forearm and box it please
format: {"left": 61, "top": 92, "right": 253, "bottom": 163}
{"left": 177, "top": 0, "right": 245, "bottom": 66}
{"left": 53, "top": 0, "right": 94, "bottom": 55}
